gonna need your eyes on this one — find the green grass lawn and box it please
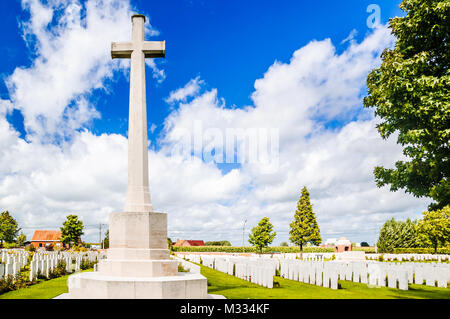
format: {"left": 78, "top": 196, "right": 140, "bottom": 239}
{"left": 201, "top": 264, "right": 450, "bottom": 299}
{"left": 0, "top": 275, "right": 69, "bottom": 299}
{"left": 0, "top": 269, "right": 94, "bottom": 300}
{"left": 1, "top": 266, "right": 448, "bottom": 299}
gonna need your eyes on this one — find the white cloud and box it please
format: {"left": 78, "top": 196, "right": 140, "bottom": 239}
{"left": 6, "top": 0, "right": 163, "bottom": 141}
{"left": 156, "top": 26, "right": 430, "bottom": 244}
{"left": 0, "top": 2, "right": 430, "bottom": 246}
{"left": 165, "top": 76, "right": 204, "bottom": 104}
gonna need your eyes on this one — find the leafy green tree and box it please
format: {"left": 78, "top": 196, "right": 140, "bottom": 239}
{"left": 377, "top": 218, "right": 421, "bottom": 253}
{"left": 16, "top": 232, "right": 27, "bottom": 246}
{"left": 289, "top": 187, "right": 322, "bottom": 259}
{"left": 417, "top": 205, "right": 450, "bottom": 253}
{"left": 363, "top": 0, "right": 450, "bottom": 210}
{"left": 280, "top": 242, "right": 289, "bottom": 247}
{"left": 360, "top": 242, "right": 370, "bottom": 247}
{"left": 167, "top": 237, "right": 172, "bottom": 252}
{"left": 0, "top": 211, "right": 20, "bottom": 246}
{"left": 60, "top": 214, "right": 84, "bottom": 248}
{"left": 103, "top": 230, "right": 109, "bottom": 249}
{"left": 248, "top": 217, "right": 276, "bottom": 254}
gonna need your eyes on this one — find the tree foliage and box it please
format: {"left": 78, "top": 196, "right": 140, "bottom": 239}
{"left": 248, "top": 217, "right": 276, "bottom": 253}
{"left": 60, "top": 214, "right": 84, "bottom": 248}
{"left": 0, "top": 211, "right": 20, "bottom": 246}
{"left": 377, "top": 218, "right": 422, "bottom": 253}
{"left": 289, "top": 187, "right": 322, "bottom": 255}
{"left": 417, "top": 205, "right": 450, "bottom": 253}
{"left": 363, "top": 0, "right": 450, "bottom": 210}
{"left": 205, "top": 241, "right": 232, "bottom": 246}
{"left": 360, "top": 242, "right": 370, "bottom": 247}
{"left": 16, "top": 232, "right": 27, "bottom": 246}
{"left": 103, "top": 229, "right": 109, "bottom": 249}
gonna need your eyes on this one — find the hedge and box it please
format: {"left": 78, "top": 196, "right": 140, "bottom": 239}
{"left": 172, "top": 246, "right": 376, "bottom": 253}
{"left": 391, "top": 247, "right": 450, "bottom": 255}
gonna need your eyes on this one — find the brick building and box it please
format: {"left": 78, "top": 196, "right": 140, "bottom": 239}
{"left": 173, "top": 240, "right": 205, "bottom": 247}
{"left": 31, "top": 230, "right": 67, "bottom": 249}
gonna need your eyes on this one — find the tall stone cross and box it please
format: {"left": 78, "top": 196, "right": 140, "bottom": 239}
{"left": 66, "top": 14, "right": 207, "bottom": 299}
{"left": 111, "top": 14, "right": 165, "bottom": 213}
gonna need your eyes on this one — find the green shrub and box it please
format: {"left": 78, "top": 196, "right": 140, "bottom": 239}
{"left": 0, "top": 275, "right": 16, "bottom": 294}
{"left": 80, "top": 259, "right": 96, "bottom": 270}
{"left": 177, "top": 264, "right": 189, "bottom": 273}
{"left": 392, "top": 247, "right": 450, "bottom": 254}
{"left": 0, "top": 274, "right": 30, "bottom": 295}
{"left": 204, "top": 241, "right": 232, "bottom": 246}
{"left": 48, "top": 261, "right": 67, "bottom": 279}
{"left": 25, "top": 245, "right": 36, "bottom": 252}
{"left": 172, "top": 246, "right": 336, "bottom": 253}
{"left": 2, "top": 242, "right": 19, "bottom": 249}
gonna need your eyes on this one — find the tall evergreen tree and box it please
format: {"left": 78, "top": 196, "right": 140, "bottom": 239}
{"left": 289, "top": 187, "right": 322, "bottom": 259}
{"left": 248, "top": 217, "right": 276, "bottom": 254}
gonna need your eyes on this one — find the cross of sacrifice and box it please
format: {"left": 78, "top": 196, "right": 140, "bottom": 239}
{"left": 111, "top": 14, "right": 165, "bottom": 213}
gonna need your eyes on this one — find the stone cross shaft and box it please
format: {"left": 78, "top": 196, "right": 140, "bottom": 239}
{"left": 111, "top": 14, "right": 165, "bottom": 213}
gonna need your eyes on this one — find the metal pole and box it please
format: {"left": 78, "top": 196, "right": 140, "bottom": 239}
{"left": 242, "top": 219, "right": 247, "bottom": 253}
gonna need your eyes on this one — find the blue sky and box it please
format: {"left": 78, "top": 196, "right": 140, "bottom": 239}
{"left": 2, "top": 0, "right": 403, "bottom": 141}
{"left": 0, "top": 0, "right": 430, "bottom": 245}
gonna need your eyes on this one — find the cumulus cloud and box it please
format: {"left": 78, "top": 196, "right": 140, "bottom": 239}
{"left": 156, "top": 26, "right": 430, "bottom": 244}
{"left": 6, "top": 0, "right": 163, "bottom": 141}
{"left": 165, "top": 76, "right": 204, "bottom": 104}
{"left": 0, "top": 1, "right": 430, "bottom": 245}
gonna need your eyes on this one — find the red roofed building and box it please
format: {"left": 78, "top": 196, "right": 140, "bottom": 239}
{"left": 31, "top": 230, "right": 67, "bottom": 249}
{"left": 173, "top": 240, "right": 205, "bottom": 247}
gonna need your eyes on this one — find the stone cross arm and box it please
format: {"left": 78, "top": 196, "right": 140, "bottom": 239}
{"left": 111, "top": 41, "right": 165, "bottom": 59}
{"left": 111, "top": 14, "right": 165, "bottom": 60}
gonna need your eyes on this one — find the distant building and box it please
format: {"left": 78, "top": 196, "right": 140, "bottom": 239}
{"left": 31, "top": 230, "right": 67, "bottom": 249}
{"left": 173, "top": 240, "right": 205, "bottom": 247}
{"left": 334, "top": 237, "right": 352, "bottom": 253}
{"left": 320, "top": 238, "right": 337, "bottom": 248}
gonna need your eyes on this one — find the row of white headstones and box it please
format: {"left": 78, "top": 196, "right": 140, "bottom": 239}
{"left": 274, "top": 252, "right": 450, "bottom": 262}
{"left": 0, "top": 249, "right": 106, "bottom": 281}
{"left": 184, "top": 254, "right": 277, "bottom": 289}
{"left": 366, "top": 253, "right": 449, "bottom": 262}
{"left": 182, "top": 254, "right": 450, "bottom": 290}
{"left": 278, "top": 259, "right": 449, "bottom": 290}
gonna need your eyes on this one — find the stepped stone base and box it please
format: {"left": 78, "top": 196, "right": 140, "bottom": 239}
{"left": 98, "top": 259, "right": 178, "bottom": 277}
{"left": 65, "top": 210, "right": 208, "bottom": 299}
{"left": 67, "top": 271, "right": 208, "bottom": 299}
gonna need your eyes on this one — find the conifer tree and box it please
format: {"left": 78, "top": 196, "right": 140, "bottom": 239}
{"left": 289, "top": 187, "right": 322, "bottom": 259}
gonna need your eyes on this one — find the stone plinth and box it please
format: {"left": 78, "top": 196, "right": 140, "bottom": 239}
{"left": 97, "top": 211, "right": 178, "bottom": 277}
{"left": 67, "top": 271, "right": 208, "bottom": 299}
{"left": 66, "top": 211, "right": 209, "bottom": 299}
